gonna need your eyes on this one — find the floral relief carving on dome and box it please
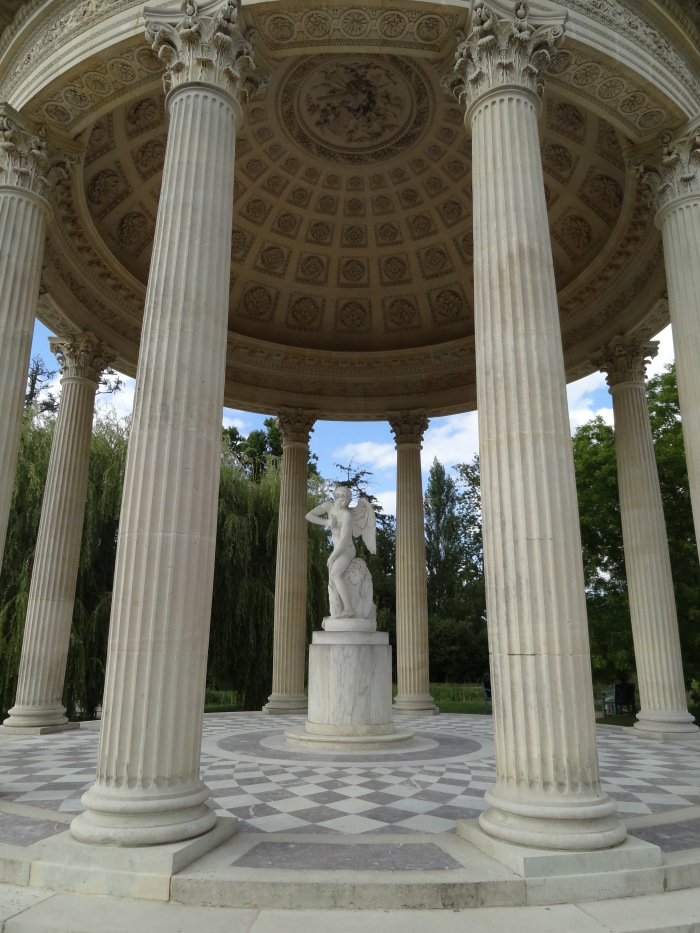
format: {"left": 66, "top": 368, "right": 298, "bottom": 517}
{"left": 379, "top": 254, "right": 411, "bottom": 285}
{"left": 339, "top": 257, "right": 369, "bottom": 286}
{"left": 454, "top": 231, "right": 474, "bottom": 262}
{"left": 296, "top": 253, "right": 329, "bottom": 285}
{"left": 316, "top": 194, "right": 338, "bottom": 214}
{"left": 345, "top": 197, "right": 365, "bottom": 215}
{"left": 544, "top": 47, "right": 678, "bottom": 139}
{"left": 579, "top": 170, "right": 624, "bottom": 220}
{"left": 383, "top": 296, "right": 419, "bottom": 330}
{"left": 423, "top": 175, "right": 446, "bottom": 197}
{"left": 286, "top": 295, "right": 324, "bottom": 330}
{"left": 372, "top": 194, "right": 393, "bottom": 214}
{"left": 272, "top": 211, "right": 303, "bottom": 239}
{"left": 288, "top": 186, "right": 312, "bottom": 207}
{"left": 306, "top": 220, "right": 334, "bottom": 245}
{"left": 241, "top": 284, "right": 278, "bottom": 322}
{"left": 261, "top": 174, "right": 289, "bottom": 196}
{"left": 436, "top": 198, "right": 464, "bottom": 227}
{"left": 85, "top": 116, "right": 114, "bottom": 165}
{"left": 543, "top": 142, "right": 575, "bottom": 181}
{"left": 342, "top": 224, "right": 367, "bottom": 247}
{"left": 125, "top": 97, "right": 163, "bottom": 138}
{"left": 133, "top": 137, "right": 166, "bottom": 181}
{"left": 369, "top": 174, "right": 387, "bottom": 189}
{"left": 86, "top": 164, "right": 129, "bottom": 215}
{"left": 399, "top": 187, "right": 422, "bottom": 208}
{"left": 418, "top": 245, "right": 454, "bottom": 280}
{"left": 336, "top": 300, "right": 370, "bottom": 331}
{"left": 553, "top": 213, "right": 595, "bottom": 260}
{"left": 429, "top": 284, "right": 469, "bottom": 326}
{"left": 278, "top": 55, "right": 433, "bottom": 165}
{"left": 241, "top": 158, "right": 267, "bottom": 181}
{"left": 251, "top": 5, "right": 455, "bottom": 52}
{"left": 230, "top": 227, "right": 253, "bottom": 263}
{"left": 243, "top": 197, "right": 272, "bottom": 224}
{"left": 375, "top": 222, "right": 402, "bottom": 246}
{"left": 254, "top": 244, "right": 291, "bottom": 278}
{"left": 550, "top": 101, "right": 585, "bottom": 141}
{"left": 407, "top": 212, "right": 436, "bottom": 240}
{"left": 596, "top": 122, "right": 625, "bottom": 169}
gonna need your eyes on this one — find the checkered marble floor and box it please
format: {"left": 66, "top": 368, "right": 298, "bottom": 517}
{"left": 1, "top": 713, "right": 700, "bottom": 840}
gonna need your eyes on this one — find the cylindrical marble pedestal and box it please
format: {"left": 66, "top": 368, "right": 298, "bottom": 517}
{"left": 286, "top": 628, "right": 413, "bottom": 750}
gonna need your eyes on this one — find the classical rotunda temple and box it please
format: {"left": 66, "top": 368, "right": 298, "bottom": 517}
{"left": 1, "top": 0, "right": 700, "bottom": 894}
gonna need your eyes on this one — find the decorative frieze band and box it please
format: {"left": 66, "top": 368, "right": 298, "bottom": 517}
{"left": 49, "top": 332, "right": 115, "bottom": 383}
{"left": 388, "top": 410, "right": 429, "bottom": 446}
{"left": 633, "top": 128, "right": 700, "bottom": 214}
{"left": 592, "top": 336, "right": 659, "bottom": 388}
{"left": 277, "top": 408, "right": 316, "bottom": 445}
{"left": 0, "top": 103, "right": 78, "bottom": 201}
{"left": 443, "top": 1, "right": 565, "bottom": 113}
{"left": 144, "top": 0, "right": 265, "bottom": 104}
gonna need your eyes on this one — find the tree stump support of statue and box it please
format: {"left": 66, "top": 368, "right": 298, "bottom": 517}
{"left": 286, "top": 486, "right": 413, "bottom": 750}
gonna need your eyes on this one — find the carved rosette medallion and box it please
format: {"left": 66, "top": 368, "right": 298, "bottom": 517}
{"left": 49, "top": 332, "right": 115, "bottom": 383}
{"left": 634, "top": 129, "right": 700, "bottom": 217}
{"left": 388, "top": 410, "right": 429, "bottom": 446}
{"left": 592, "top": 336, "right": 659, "bottom": 388}
{"left": 144, "top": 0, "right": 265, "bottom": 107}
{"left": 277, "top": 408, "right": 316, "bottom": 445}
{"left": 0, "top": 103, "right": 78, "bottom": 203}
{"left": 279, "top": 54, "right": 432, "bottom": 164}
{"left": 443, "top": 1, "right": 565, "bottom": 116}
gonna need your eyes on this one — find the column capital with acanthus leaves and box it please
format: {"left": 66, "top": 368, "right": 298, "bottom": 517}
{"left": 388, "top": 411, "right": 429, "bottom": 447}
{"left": 276, "top": 409, "right": 316, "bottom": 446}
{"left": 591, "top": 336, "right": 659, "bottom": 390}
{"left": 0, "top": 102, "right": 80, "bottom": 205}
{"left": 49, "top": 332, "right": 115, "bottom": 385}
{"left": 632, "top": 126, "right": 700, "bottom": 220}
{"left": 144, "top": 0, "right": 266, "bottom": 108}
{"left": 442, "top": 1, "right": 566, "bottom": 120}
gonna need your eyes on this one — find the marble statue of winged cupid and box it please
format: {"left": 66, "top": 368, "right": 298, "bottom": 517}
{"left": 306, "top": 486, "right": 377, "bottom": 623}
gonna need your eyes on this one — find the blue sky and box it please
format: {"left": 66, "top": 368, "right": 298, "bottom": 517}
{"left": 30, "top": 318, "right": 675, "bottom": 517}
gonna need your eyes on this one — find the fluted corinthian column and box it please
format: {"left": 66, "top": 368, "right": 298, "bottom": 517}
{"left": 3, "top": 334, "right": 114, "bottom": 734}
{"left": 389, "top": 412, "right": 437, "bottom": 715}
{"left": 445, "top": 1, "right": 624, "bottom": 850}
{"left": 264, "top": 410, "right": 315, "bottom": 714}
{"left": 0, "top": 104, "right": 69, "bottom": 570}
{"left": 71, "top": 1, "right": 264, "bottom": 847}
{"left": 593, "top": 338, "right": 697, "bottom": 738}
{"left": 636, "top": 129, "right": 700, "bottom": 551}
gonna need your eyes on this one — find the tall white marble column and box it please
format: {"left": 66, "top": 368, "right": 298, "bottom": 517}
{"left": 3, "top": 333, "right": 114, "bottom": 734}
{"left": 0, "top": 105, "right": 62, "bottom": 571}
{"left": 264, "top": 409, "right": 315, "bottom": 715}
{"left": 445, "top": 1, "right": 624, "bottom": 850}
{"left": 71, "top": 1, "right": 263, "bottom": 847}
{"left": 593, "top": 337, "right": 697, "bottom": 738}
{"left": 389, "top": 411, "right": 437, "bottom": 715}
{"left": 637, "top": 130, "right": 700, "bottom": 552}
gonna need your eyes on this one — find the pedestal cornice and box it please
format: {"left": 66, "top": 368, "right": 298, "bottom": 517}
{"left": 442, "top": 1, "right": 565, "bottom": 122}
{"left": 592, "top": 336, "right": 659, "bottom": 389}
{"left": 144, "top": 0, "right": 265, "bottom": 116}
{"left": 49, "top": 331, "right": 115, "bottom": 384}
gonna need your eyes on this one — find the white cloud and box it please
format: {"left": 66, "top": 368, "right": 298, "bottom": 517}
{"left": 422, "top": 411, "right": 479, "bottom": 473}
{"left": 646, "top": 323, "right": 674, "bottom": 377}
{"left": 332, "top": 440, "right": 397, "bottom": 472}
{"left": 374, "top": 488, "right": 396, "bottom": 517}
{"left": 95, "top": 375, "right": 136, "bottom": 421}
{"left": 566, "top": 369, "right": 611, "bottom": 433}
{"left": 222, "top": 411, "right": 249, "bottom": 432}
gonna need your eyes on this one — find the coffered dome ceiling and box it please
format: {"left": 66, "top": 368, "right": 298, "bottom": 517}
{"left": 28, "top": 0, "right": 686, "bottom": 418}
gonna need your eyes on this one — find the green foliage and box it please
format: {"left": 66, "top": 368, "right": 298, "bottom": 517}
{"left": 573, "top": 365, "right": 700, "bottom": 683}
{"left": 207, "top": 449, "right": 330, "bottom": 710}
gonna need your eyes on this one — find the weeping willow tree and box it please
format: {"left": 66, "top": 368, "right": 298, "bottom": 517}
{"left": 1, "top": 408, "right": 331, "bottom": 717}
{"left": 0, "top": 408, "right": 129, "bottom": 719}
{"left": 208, "top": 448, "right": 330, "bottom": 710}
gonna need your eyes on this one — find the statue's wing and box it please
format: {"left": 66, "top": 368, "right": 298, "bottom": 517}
{"left": 352, "top": 497, "right": 377, "bottom": 554}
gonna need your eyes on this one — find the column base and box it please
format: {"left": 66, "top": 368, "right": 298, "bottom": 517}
{"left": 634, "top": 710, "right": 699, "bottom": 738}
{"left": 457, "top": 818, "right": 661, "bottom": 887}
{"left": 71, "top": 782, "right": 217, "bottom": 847}
{"left": 393, "top": 694, "right": 439, "bottom": 715}
{"left": 0, "top": 721, "right": 79, "bottom": 736}
{"left": 477, "top": 786, "right": 626, "bottom": 851}
{"left": 34, "top": 817, "right": 236, "bottom": 901}
{"left": 3, "top": 704, "right": 69, "bottom": 730}
{"left": 263, "top": 694, "right": 308, "bottom": 715}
